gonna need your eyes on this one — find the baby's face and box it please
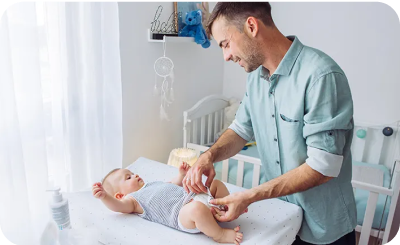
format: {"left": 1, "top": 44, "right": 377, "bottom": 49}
{"left": 113, "top": 169, "right": 145, "bottom": 195}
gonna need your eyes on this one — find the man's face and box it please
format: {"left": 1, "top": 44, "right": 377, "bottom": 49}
{"left": 211, "top": 17, "right": 264, "bottom": 73}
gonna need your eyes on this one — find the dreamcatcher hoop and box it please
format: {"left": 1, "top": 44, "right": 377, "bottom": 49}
{"left": 154, "top": 41, "right": 175, "bottom": 121}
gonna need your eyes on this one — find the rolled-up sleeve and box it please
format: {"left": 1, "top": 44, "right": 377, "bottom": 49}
{"left": 303, "top": 72, "right": 353, "bottom": 177}
{"left": 228, "top": 91, "right": 254, "bottom": 142}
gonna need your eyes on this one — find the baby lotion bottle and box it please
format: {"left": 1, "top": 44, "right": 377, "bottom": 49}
{"left": 47, "top": 187, "right": 71, "bottom": 230}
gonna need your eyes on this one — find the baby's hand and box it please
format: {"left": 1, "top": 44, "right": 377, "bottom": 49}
{"left": 92, "top": 182, "right": 106, "bottom": 199}
{"left": 179, "top": 162, "right": 191, "bottom": 176}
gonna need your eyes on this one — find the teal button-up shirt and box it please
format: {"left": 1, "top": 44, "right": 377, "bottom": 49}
{"left": 229, "top": 36, "right": 357, "bottom": 244}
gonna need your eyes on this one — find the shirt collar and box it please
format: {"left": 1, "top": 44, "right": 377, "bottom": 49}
{"left": 260, "top": 36, "right": 304, "bottom": 78}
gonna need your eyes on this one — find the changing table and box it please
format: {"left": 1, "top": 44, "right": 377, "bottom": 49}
{"left": 65, "top": 157, "right": 303, "bottom": 245}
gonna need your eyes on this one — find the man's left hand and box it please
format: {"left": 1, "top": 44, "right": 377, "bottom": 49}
{"left": 210, "top": 192, "right": 250, "bottom": 222}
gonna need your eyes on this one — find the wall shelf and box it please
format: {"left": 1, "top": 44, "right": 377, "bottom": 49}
{"left": 147, "top": 29, "right": 194, "bottom": 43}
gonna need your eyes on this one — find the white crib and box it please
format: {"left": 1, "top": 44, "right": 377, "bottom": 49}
{"left": 183, "top": 94, "right": 400, "bottom": 245}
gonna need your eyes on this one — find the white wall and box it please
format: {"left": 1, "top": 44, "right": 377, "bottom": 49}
{"left": 118, "top": 2, "right": 224, "bottom": 167}
{"left": 221, "top": 2, "right": 400, "bottom": 241}
{"left": 223, "top": 2, "right": 400, "bottom": 125}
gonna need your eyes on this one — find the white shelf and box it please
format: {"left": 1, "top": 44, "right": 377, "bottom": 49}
{"left": 147, "top": 29, "right": 194, "bottom": 43}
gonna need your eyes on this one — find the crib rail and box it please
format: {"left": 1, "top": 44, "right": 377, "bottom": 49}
{"left": 352, "top": 159, "right": 399, "bottom": 244}
{"left": 351, "top": 121, "right": 399, "bottom": 170}
{"left": 183, "top": 95, "right": 229, "bottom": 147}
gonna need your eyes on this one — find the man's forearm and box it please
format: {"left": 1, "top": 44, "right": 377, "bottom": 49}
{"left": 246, "top": 162, "right": 333, "bottom": 203}
{"left": 205, "top": 129, "right": 247, "bottom": 163}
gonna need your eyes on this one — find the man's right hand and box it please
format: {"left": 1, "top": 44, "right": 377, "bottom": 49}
{"left": 182, "top": 152, "right": 216, "bottom": 194}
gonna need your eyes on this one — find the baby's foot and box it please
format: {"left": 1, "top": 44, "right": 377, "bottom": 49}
{"left": 214, "top": 226, "right": 243, "bottom": 245}
{"left": 179, "top": 162, "right": 191, "bottom": 176}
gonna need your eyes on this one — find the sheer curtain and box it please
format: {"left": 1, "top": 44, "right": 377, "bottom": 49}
{"left": 0, "top": 2, "right": 122, "bottom": 243}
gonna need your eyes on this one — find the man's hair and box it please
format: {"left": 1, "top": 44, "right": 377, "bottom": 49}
{"left": 101, "top": 168, "right": 121, "bottom": 195}
{"left": 206, "top": 2, "right": 274, "bottom": 37}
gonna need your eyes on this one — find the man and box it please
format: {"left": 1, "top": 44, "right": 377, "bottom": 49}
{"left": 182, "top": 2, "right": 357, "bottom": 245}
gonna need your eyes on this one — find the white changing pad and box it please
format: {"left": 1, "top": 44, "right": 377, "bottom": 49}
{"left": 65, "top": 157, "right": 303, "bottom": 245}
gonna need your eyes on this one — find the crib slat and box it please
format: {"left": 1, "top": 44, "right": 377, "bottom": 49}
{"left": 213, "top": 111, "right": 219, "bottom": 142}
{"left": 370, "top": 131, "right": 385, "bottom": 164}
{"left": 219, "top": 109, "right": 224, "bottom": 133}
{"left": 383, "top": 160, "right": 400, "bottom": 244}
{"left": 187, "top": 124, "right": 191, "bottom": 146}
{"left": 236, "top": 161, "right": 244, "bottom": 187}
{"left": 207, "top": 114, "right": 212, "bottom": 144}
{"left": 222, "top": 160, "right": 229, "bottom": 182}
{"left": 359, "top": 191, "right": 379, "bottom": 245}
{"left": 252, "top": 165, "right": 261, "bottom": 187}
{"left": 193, "top": 119, "right": 198, "bottom": 144}
{"left": 352, "top": 127, "right": 367, "bottom": 162}
{"left": 200, "top": 116, "right": 205, "bottom": 145}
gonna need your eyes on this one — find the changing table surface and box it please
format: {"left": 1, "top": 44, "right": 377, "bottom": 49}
{"left": 66, "top": 157, "right": 303, "bottom": 245}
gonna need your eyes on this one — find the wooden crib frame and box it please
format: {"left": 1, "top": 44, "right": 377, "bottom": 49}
{"left": 183, "top": 94, "right": 400, "bottom": 244}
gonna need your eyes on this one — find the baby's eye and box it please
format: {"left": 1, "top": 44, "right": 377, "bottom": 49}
{"left": 127, "top": 176, "right": 131, "bottom": 180}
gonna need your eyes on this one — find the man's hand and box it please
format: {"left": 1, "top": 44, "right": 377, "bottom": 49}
{"left": 92, "top": 182, "right": 106, "bottom": 199}
{"left": 182, "top": 153, "right": 216, "bottom": 194}
{"left": 210, "top": 191, "right": 250, "bottom": 222}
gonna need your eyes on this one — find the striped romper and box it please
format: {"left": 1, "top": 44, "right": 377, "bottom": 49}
{"left": 127, "top": 181, "right": 200, "bottom": 233}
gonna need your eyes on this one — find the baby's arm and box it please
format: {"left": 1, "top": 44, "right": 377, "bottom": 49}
{"left": 169, "top": 162, "right": 191, "bottom": 186}
{"left": 92, "top": 182, "right": 140, "bottom": 214}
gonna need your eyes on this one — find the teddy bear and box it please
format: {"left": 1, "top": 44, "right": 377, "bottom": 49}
{"left": 178, "top": 9, "right": 210, "bottom": 48}
{"left": 196, "top": 2, "right": 211, "bottom": 39}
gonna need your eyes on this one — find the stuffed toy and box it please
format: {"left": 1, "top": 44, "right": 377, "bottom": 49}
{"left": 179, "top": 10, "right": 210, "bottom": 48}
{"left": 196, "top": 2, "right": 210, "bottom": 37}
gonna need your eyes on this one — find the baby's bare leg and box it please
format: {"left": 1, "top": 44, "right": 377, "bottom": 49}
{"left": 209, "top": 179, "right": 248, "bottom": 214}
{"left": 209, "top": 179, "right": 229, "bottom": 198}
{"left": 179, "top": 201, "right": 243, "bottom": 244}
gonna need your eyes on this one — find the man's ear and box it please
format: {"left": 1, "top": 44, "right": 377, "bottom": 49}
{"left": 244, "top": 16, "right": 259, "bottom": 37}
{"left": 115, "top": 192, "right": 125, "bottom": 200}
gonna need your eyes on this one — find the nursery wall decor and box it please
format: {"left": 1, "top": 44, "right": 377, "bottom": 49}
{"left": 153, "top": 40, "right": 174, "bottom": 121}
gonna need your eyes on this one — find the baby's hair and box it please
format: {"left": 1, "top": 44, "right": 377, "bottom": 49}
{"left": 101, "top": 168, "right": 121, "bottom": 194}
{"left": 101, "top": 168, "right": 121, "bottom": 185}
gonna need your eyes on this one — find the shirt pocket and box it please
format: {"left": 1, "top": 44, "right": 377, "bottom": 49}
{"left": 278, "top": 113, "right": 304, "bottom": 148}
{"left": 280, "top": 114, "right": 299, "bottom": 123}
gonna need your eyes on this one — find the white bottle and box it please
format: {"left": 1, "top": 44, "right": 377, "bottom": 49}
{"left": 47, "top": 187, "right": 71, "bottom": 231}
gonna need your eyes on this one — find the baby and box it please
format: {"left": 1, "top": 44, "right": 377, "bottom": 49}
{"left": 92, "top": 162, "right": 243, "bottom": 244}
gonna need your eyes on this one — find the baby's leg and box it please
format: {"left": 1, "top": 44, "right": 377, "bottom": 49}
{"left": 209, "top": 179, "right": 229, "bottom": 198}
{"left": 179, "top": 201, "right": 243, "bottom": 244}
{"left": 209, "top": 179, "right": 248, "bottom": 214}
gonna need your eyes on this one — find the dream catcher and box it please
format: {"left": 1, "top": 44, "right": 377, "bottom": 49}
{"left": 154, "top": 41, "right": 175, "bottom": 121}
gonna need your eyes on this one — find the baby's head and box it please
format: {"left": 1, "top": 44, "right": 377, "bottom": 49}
{"left": 102, "top": 168, "right": 145, "bottom": 200}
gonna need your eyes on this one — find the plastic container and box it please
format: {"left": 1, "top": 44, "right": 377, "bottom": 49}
{"left": 46, "top": 187, "right": 71, "bottom": 231}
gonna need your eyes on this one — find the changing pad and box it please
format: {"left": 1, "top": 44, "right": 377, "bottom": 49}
{"left": 65, "top": 157, "right": 303, "bottom": 245}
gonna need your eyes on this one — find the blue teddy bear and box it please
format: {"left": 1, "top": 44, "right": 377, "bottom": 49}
{"left": 178, "top": 10, "right": 210, "bottom": 48}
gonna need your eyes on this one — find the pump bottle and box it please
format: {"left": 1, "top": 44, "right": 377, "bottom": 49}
{"left": 46, "top": 187, "right": 71, "bottom": 230}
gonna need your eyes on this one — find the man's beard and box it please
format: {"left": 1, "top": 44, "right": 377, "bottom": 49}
{"left": 241, "top": 37, "right": 264, "bottom": 73}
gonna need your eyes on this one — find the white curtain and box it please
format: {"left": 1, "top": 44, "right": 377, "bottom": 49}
{"left": 0, "top": 2, "right": 122, "bottom": 244}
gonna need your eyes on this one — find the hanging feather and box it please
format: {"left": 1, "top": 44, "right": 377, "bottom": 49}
{"left": 160, "top": 104, "right": 170, "bottom": 121}
{"left": 169, "top": 87, "right": 175, "bottom": 101}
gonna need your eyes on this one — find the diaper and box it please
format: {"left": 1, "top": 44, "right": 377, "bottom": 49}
{"left": 191, "top": 187, "right": 225, "bottom": 211}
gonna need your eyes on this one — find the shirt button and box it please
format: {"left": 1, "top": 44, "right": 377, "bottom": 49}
{"left": 276, "top": 161, "right": 280, "bottom": 164}
{"left": 272, "top": 114, "right": 275, "bottom": 118}
{"left": 274, "top": 138, "right": 277, "bottom": 142}
{"left": 270, "top": 91, "right": 273, "bottom": 95}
